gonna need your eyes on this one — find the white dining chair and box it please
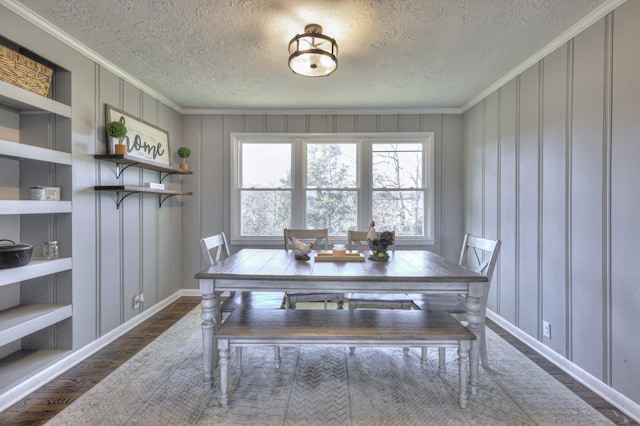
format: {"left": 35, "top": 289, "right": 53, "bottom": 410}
{"left": 200, "top": 232, "right": 282, "bottom": 368}
{"left": 346, "top": 230, "right": 415, "bottom": 355}
{"left": 411, "top": 234, "right": 501, "bottom": 370}
{"left": 283, "top": 228, "right": 345, "bottom": 309}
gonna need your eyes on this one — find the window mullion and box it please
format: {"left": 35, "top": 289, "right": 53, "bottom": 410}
{"left": 291, "top": 137, "right": 305, "bottom": 228}
{"left": 359, "top": 138, "right": 371, "bottom": 229}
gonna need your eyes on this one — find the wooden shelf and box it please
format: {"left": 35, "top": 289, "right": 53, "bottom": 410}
{"left": 94, "top": 154, "right": 192, "bottom": 178}
{"left": 94, "top": 185, "right": 193, "bottom": 208}
{"left": 0, "top": 304, "right": 72, "bottom": 346}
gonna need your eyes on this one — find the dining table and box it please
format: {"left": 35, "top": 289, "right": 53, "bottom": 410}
{"left": 195, "top": 248, "right": 488, "bottom": 394}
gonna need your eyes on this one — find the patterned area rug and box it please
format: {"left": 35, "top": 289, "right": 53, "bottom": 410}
{"left": 46, "top": 307, "right": 612, "bottom": 425}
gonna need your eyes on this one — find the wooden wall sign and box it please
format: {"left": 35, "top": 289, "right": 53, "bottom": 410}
{"left": 105, "top": 104, "right": 171, "bottom": 166}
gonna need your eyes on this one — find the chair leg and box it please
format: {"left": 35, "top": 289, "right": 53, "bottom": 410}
{"left": 403, "top": 347, "right": 410, "bottom": 355}
{"left": 421, "top": 347, "right": 428, "bottom": 370}
{"left": 438, "top": 347, "right": 446, "bottom": 375}
{"left": 274, "top": 346, "right": 281, "bottom": 369}
{"left": 235, "top": 347, "right": 242, "bottom": 370}
{"left": 349, "top": 303, "right": 356, "bottom": 354}
{"left": 480, "top": 331, "right": 489, "bottom": 369}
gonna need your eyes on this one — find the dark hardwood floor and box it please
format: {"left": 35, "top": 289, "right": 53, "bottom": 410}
{"left": 0, "top": 296, "right": 636, "bottom": 425}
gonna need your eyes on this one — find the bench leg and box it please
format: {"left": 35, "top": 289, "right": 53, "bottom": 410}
{"left": 200, "top": 289, "right": 220, "bottom": 390}
{"left": 458, "top": 340, "right": 470, "bottom": 408}
{"left": 219, "top": 339, "right": 230, "bottom": 407}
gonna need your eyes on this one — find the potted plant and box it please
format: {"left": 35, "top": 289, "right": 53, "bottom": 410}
{"left": 177, "top": 147, "right": 191, "bottom": 170}
{"left": 106, "top": 121, "right": 128, "bottom": 155}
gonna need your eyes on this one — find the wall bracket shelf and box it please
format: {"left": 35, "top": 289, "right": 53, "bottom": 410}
{"left": 94, "top": 154, "right": 192, "bottom": 180}
{"left": 94, "top": 185, "right": 193, "bottom": 209}
{"left": 94, "top": 154, "right": 192, "bottom": 208}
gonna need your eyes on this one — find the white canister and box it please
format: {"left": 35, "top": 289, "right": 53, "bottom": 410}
{"left": 332, "top": 244, "right": 347, "bottom": 256}
{"left": 30, "top": 187, "right": 46, "bottom": 200}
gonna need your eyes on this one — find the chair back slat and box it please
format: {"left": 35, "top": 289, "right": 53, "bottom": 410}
{"left": 200, "top": 232, "right": 231, "bottom": 267}
{"left": 459, "top": 233, "right": 501, "bottom": 284}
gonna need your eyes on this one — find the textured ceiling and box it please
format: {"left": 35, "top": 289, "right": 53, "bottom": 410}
{"left": 16, "top": 0, "right": 608, "bottom": 110}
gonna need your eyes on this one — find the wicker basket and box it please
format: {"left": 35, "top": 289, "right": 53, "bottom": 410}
{"left": 0, "top": 45, "right": 53, "bottom": 97}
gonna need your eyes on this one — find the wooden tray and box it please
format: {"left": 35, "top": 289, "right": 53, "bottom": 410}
{"left": 314, "top": 253, "right": 365, "bottom": 262}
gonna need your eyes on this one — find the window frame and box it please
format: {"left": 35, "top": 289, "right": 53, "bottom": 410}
{"left": 230, "top": 132, "right": 434, "bottom": 246}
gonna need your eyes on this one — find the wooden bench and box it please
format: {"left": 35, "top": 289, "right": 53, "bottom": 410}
{"left": 215, "top": 309, "right": 476, "bottom": 408}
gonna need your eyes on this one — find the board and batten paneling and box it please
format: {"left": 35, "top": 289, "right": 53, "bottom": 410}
{"left": 570, "top": 16, "right": 606, "bottom": 381}
{"left": 183, "top": 113, "right": 465, "bottom": 289}
{"left": 541, "top": 44, "right": 568, "bottom": 356}
{"left": 463, "top": 2, "right": 640, "bottom": 408}
{"left": 610, "top": 0, "right": 640, "bottom": 403}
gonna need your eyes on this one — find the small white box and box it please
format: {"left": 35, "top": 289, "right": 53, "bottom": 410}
{"left": 44, "top": 187, "right": 60, "bottom": 201}
{"left": 144, "top": 182, "right": 165, "bottom": 190}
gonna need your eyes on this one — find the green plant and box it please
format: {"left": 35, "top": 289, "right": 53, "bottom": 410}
{"left": 106, "top": 121, "right": 127, "bottom": 139}
{"left": 177, "top": 147, "right": 191, "bottom": 159}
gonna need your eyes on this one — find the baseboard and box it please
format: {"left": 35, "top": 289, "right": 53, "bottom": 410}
{"left": 487, "top": 310, "right": 640, "bottom": 423}
{"left": 0, "top": 289, "right": 189, "bottom": 412}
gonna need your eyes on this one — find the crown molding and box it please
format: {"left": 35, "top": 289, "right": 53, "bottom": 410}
{"left": 461, "top": 0, "right": 628, "bottom": 113}
{"left": 180, "top": 107, "right": 463, "bottom": 116}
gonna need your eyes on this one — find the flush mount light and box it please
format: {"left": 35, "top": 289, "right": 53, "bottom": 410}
{"left": 288, "top": 24, "right": 338, "bottom": 77}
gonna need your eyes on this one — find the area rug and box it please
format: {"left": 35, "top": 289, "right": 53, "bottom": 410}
{"left": 45, "top": 307, "right": 612, "bottom": 426}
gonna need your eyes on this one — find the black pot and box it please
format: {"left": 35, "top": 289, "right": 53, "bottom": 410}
{"left": 0, "top": 239, "right": 34, "bottom": 269}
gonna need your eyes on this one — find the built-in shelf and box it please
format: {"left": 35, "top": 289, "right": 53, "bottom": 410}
{"left": 0, "top": 200, "right": 72, "bottom": 215}
{"left": 94, "top": 185, "right": 193, "bottom": 208}
{"left": 0, "top": 80, "right": 71, "bottom": 118}
{"left": 0, "top": 304, "right": 72, "bottom": 346}
{"left": 0, "top": 257, "right": 73, "bottom": 287}
{"left": 0, "top": 139, "right": 71, "bottom": 164}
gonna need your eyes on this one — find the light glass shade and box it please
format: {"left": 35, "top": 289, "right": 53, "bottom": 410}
{"left": 288, "top": 24, "right": 338, "bottom": 77}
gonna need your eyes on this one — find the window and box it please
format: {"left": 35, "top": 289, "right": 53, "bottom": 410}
{"left": 231, "top": 133, "right": 434, "bottom": 245}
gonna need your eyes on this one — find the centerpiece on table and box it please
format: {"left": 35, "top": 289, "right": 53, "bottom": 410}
{"left": 366, "top": 220, "right": 394, "bottom": 261}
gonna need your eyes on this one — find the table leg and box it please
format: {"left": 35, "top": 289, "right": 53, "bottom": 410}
{"left": 200, "top": 279, "right": 220, "bottom": 390}
{"left": 465, "top": 283, "right": 483, "bottom": 395}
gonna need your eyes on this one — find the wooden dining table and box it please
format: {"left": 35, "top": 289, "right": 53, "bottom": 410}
{"left": 195, "top": 248, "right": 488, "bottom": 394}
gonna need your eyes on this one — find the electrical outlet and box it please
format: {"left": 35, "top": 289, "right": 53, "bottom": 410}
{"left": 133, "top": 294, "right": 140, "bottom": 309}
{"left": 543, "top": 320, "right": 551, "bottom": 339}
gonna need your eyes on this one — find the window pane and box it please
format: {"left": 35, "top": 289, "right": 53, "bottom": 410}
{"left": 306, "top": 190, "right": 357, "bottom": 235}
{"left": 372, "top": 143, "right": 423, "bottom": 189}
{"left": 307, "top": 143, "right": 357, "bottom": 188}
{"left": 241, "top": 190, "right": 291, "bottom": 236}
{"left": 372, "top": 190, "right": 424, "bottom": 236}
{"left": 242, "top": 143, "right": 291, "bottom": 188}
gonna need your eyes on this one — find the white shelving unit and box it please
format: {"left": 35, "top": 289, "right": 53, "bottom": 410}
{"left": 0, "top": 42, "right": 72, "bottom": 395}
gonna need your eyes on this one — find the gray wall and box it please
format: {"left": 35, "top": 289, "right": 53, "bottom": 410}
{"left": 0, "top": 5, "right": 185, "bottom": 349}
{"left": 463, "top": 1, "right": 640, "bottom": 405}
{"left": 181, "top": 114, "right": 465, "bottom": 287}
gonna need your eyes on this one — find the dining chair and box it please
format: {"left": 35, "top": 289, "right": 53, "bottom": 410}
{"left": 345, "top": 230, "right": 415, "bottom": 354}
{"left": 346, "top": 230, "right": 415, "bottom": 310}
{"left": 284, "top": 228, "right": 345, "bottom": 309}
{"left": 411, "top": 234, "right": 501, "bottom": 370}
{"left": 200, "top": 232, "right": 283, "bottom": 367}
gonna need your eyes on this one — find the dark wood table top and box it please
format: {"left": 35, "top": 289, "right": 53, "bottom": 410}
{"left": 196, "top": 249, "right": 486, "bottom": 293}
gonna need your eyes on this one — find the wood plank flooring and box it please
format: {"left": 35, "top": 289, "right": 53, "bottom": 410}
{"left": 0, "top": 296, "right": 636, "bottom": 425}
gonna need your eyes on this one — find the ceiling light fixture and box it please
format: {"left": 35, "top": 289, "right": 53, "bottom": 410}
{"left": 288, "top": 24, "right": 338, "bottom": 77}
